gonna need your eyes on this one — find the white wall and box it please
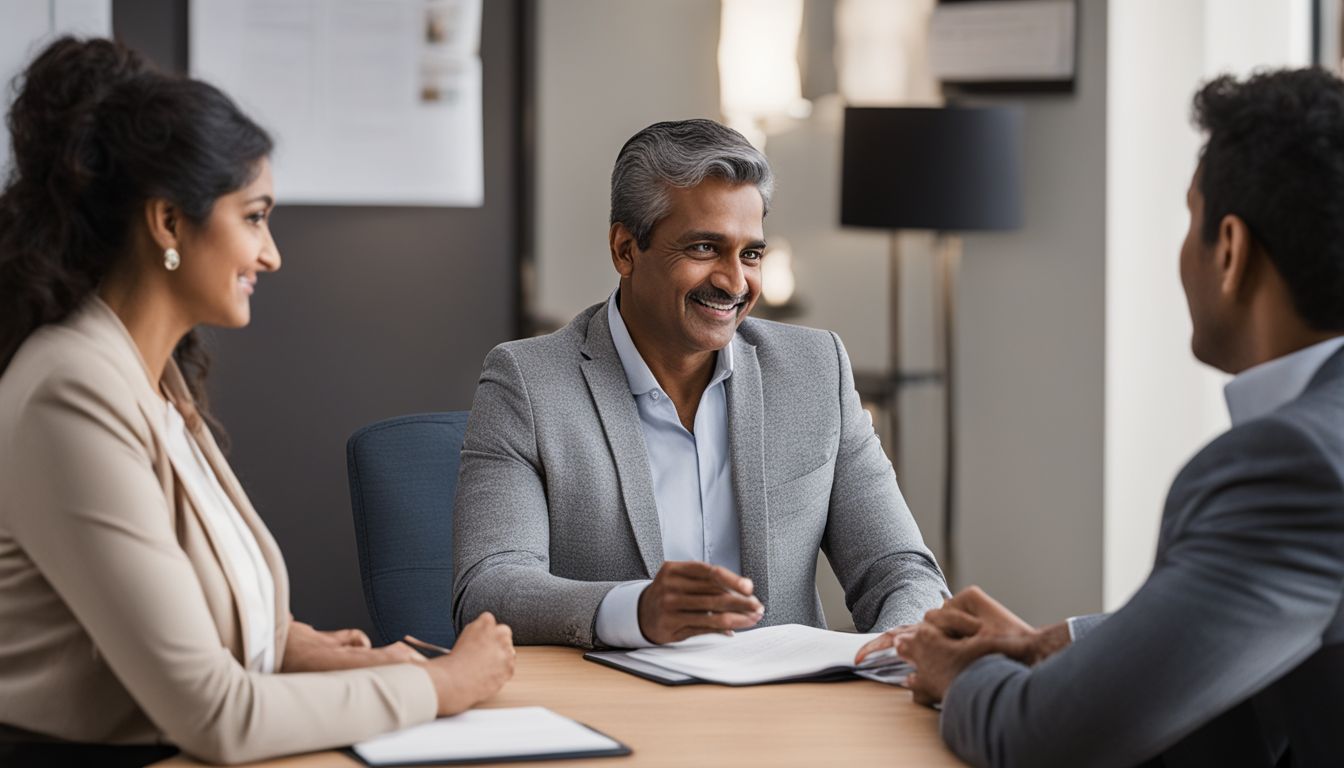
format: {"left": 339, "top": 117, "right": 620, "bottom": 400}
{"left": 0, "top": 0, "right": 112, "bottom": 177}
{"left": 1103, "top": 0, "right": 1311, "bottom": 610}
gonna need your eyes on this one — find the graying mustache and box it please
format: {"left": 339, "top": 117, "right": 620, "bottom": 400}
{"left": 689, "top": 288, "right": 748, "bottom": 305}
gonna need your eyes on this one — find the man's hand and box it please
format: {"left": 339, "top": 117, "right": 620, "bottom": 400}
{"left": 897, "top": 623, "right": 992, "bottom": 705}
{"left": 282, "top": 618, "right": 427, "bottom": 672}
{"left": 879, "top": 586, "right": 1074, "bottom": 706}
{"left": 638, "top": 561, "right": 764, "bottom": 644}
{"left": 928, "top": 586, "right": 1071, "bottom": 667}
{"left": 425, "top": 612, "right": 516, "bottom": 716}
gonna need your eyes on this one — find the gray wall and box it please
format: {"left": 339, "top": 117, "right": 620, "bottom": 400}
{"left": 954, "top": 0, "right": 1107, "bottom": 625}
{"left": 531, "top": 0, "right": 721, "bottom": 327}
{"left": 113, "top": 0, "right": 522, "bottom": 632}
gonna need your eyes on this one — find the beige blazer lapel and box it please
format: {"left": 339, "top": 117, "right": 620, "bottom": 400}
{"left": 578, "top": 308, "right": 665, "bottom": 578}
{"left": 725, "top": 335, "right": 770, "bottom": 611}
{"left": 77, "top": 298, "right": 272, "bottom": 668}
{"left": 161, "top": 362, "right": 292, "bottom": 661}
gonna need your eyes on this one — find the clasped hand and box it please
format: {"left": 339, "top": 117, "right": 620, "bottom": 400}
{"left": 282, "top": 618, "right": 425, "bottom": 671}
{"left": 283, "top": 612, "right": 516, "bottom": 717}
{"left": 638, "top": 561, "right": 765, "bottom": 644}
{"left": 854, "top": 586, "right": 1067, "bottom": 706}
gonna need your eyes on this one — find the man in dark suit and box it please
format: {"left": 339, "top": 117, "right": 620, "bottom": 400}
{"left": 857, "top": 69, "right": 1344, "bottom": 767}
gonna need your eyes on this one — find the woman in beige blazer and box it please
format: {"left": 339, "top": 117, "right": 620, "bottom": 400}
{"left": 0, "top": 38, "right": 514, "bottom": 765}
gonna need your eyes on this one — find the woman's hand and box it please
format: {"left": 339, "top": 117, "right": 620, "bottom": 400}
{"left": 282, "top": 618, "right": 426, "bottom": 672}
{"left": 424, "top": 612, "right": 516, "bottom": 716}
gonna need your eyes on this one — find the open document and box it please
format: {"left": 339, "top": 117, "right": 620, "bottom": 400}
{"left": 585, "top": 624, "right": 911, "bottom": 686}
{"left": 351, "top": 707, "right": 630, "bottom": 766}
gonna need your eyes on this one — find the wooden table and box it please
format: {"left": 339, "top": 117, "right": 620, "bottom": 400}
{"left": 158, "top": 646, "right": 965, "bottom": 767}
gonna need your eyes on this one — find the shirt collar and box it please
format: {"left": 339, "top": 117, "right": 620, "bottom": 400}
{"left": 1224, "top": 336, "right": 1344, "bottom": 425}
{"left": 606, "top": 288, "right": 734, "bottom": 397}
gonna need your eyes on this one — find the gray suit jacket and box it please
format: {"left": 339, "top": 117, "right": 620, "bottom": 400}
{"left": 452, "top": 302, "right": 947, "bottom": 648}
{"left": 941, "top": 347, "right": 1344, "bottom": 768}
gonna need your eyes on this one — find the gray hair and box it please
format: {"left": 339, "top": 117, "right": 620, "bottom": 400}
{"left": 610, "top": 119, "right": 774, "bottom": 250}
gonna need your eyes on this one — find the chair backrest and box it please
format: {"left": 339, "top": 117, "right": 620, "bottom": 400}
{"left": 346, "top": 411, "right": 467, "bottom": 648}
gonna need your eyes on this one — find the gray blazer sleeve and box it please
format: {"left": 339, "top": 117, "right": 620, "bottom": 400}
{"left": 821, "top": 333, "right": 949, "bottom": 631}
{"left": 451, "top": 345, "right": 621, "bottom": 647}
{"left": 938, "top": 418, "right": 1344, "bottom": 768}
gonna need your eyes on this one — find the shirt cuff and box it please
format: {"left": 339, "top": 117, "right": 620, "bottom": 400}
{"left": 595, "top": 580, "right": 655, "bottom": 648}
{"left": 1065, "top": 615, "right": 1079, "bottom": 643}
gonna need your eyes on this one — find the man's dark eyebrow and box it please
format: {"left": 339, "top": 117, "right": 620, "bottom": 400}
{"left": 677, "top": 231, "right": 767, "bottom": 250}
{"left": 679, "top": 230, "right": 727, "bottom": 243}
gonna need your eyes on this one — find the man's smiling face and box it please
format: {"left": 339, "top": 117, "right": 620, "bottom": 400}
{"left": 618, "top": 176, "right": 765, "bottom": 358}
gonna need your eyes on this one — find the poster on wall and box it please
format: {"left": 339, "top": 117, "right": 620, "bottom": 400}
{"left": 190, "top": 0, "right": 484, "bottom": 207}
{"left": 0, "top": 0, "right": 113, "bottom": 177}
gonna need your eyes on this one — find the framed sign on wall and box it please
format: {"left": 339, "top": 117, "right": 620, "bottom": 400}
{"left": 930, "top": 0, "right": 1076, "bottom": 93}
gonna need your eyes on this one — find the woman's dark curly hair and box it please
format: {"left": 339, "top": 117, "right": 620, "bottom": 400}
{"left": 1194, "top": 68, "right": 1344, "bottom": 331}
{"left": 0, "top": 36, "right": 273, "bottom": 426}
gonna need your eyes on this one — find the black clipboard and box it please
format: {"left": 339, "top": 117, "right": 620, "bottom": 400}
{"left": 585, "top": 650, "right": 699, "bottom": 685}
{"left": 584, "top": 649, "right": 859, "bottom": 686}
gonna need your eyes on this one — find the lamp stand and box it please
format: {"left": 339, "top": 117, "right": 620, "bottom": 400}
{"left": 887, "top": 233, "right": 904, "bottom": 478}
{"left": 884, "top": 232, "right": 958, "bottom": 588}
{"left": 936, "top": 233, "right": 961, "bottom": 589}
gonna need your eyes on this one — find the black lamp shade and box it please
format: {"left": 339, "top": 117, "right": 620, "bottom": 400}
{"left": 841, "top": 106, "right": 1023, "bottom": 231}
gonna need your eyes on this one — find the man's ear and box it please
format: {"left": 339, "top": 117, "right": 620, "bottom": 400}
{"left": 1215, "top": 213, "right": 1254, "bottom": 300}
{"left": 609, "top": 222, "right": 639, "bottom": 279}
{"left": 143, "top": 197, "right": 182, "bottom": 252}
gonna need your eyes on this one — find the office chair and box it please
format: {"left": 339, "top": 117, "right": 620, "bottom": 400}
{"left": 346, "top": 411, "right": 467, "bottom": 648}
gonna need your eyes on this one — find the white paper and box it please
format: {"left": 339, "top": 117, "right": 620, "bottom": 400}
{"left": 352, "top": 706, "right": 620, "bottom": 765}
{"left": 0, "top": 0, "right": 113, "bottom": 177}
{"left": 627, "top": 623, "right": 910, "bottom": 685}
{"left": 189, "top": 0, "right": 484, "bottom": 207}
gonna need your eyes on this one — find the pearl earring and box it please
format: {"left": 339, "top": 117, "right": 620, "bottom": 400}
{"left": 164, "top": 247, "right": 181, "bottom": 271}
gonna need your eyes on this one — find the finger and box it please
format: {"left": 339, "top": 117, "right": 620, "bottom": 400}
{"left": 664, "top": 575, "right": 764, "bottom": 611}
{"left": 663, "top": 562, "right": 754, "bottom": 597}
{"left": 948, "top": 584, "right": 990, "bottom": 613}
{"left": 660, "top": 610, "right": 760, "bottom": 643}
{"left": 924, "top": 608, "right": 981, "bottom": 638}
{"left": 706, "top": 565, "right": 753, "bottom": 596}
{"left": 980, "top": 634, "right": 1035, "bottom": 663}
{"left": 855, "top": 633, "right": 895, "bottom": 664}
{"left": 896, "top": 635, "right": 921, "bottom": 665}
{"left": 673, "top": 609, "right": 760, "bottom": 632}
{"left": 386, "top": 642, "right": 428, "bottom": 663}
{"left": 667, "top": 592, "right": 764, "bottom": 615}
{"left": 471, "top": 612, "right": 497, "bottom": 628}
{"left": 334, "top": 628, "right": 372, "bottom": 648}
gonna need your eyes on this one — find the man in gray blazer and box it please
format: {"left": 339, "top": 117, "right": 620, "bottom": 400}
{"left": 453, "top": 119, "right": 947, "bottom": 648}
{"left": 856, "top": 69, "right": 1344, "bottom": 767}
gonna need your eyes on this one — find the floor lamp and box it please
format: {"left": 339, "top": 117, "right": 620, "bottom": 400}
{"left": 840, "top": 106, "right": 1023, "bottom": 587}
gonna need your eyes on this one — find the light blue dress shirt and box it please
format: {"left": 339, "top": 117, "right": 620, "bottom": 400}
{"left": 594, "top": 289, "right": 742, "bottom": 648}
{"left": 1066, "top": 334, "right": 1344, "bottom": 642}
{"left": 1223, "top": 336, "right": 1344, "bottom": 426}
